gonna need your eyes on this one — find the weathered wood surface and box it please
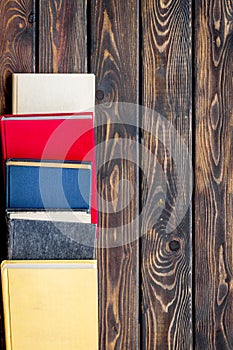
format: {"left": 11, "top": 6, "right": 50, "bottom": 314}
{"left": 0, "top": 1, "right": 233, "bottom": 349}
{"left": 0, "top": 0, "right": 36, "bottom": 115}
{"left": 38, "top": 0, "right": 87, "bottom": 73}
{"left": 141, "top": 0, "right": 192, "bottom": 349}
{"left": 195, "top": 0, "right": 233, "bottom": 349}
{"left": 0, "top": 1, "right": 36, "bottom": 348}
{"left": 90, "top": 0, "right": 139, "bottom": 349}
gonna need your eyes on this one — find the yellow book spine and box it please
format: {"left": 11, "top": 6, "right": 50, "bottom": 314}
{"left": 1, "top": 261, "right": 12, "bottom": 350}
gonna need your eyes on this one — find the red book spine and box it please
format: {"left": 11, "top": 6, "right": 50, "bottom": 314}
{"left": 0, "top": 118, "right": 7, "bottom": 163}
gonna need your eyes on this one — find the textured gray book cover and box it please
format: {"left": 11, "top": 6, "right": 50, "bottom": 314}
{"left": 7, "top": 217, "right": 96, "bottom": 260}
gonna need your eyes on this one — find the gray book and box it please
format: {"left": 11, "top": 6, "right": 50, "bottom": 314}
{"left": 6, "top": 211, "right": 96, "bottom": 260}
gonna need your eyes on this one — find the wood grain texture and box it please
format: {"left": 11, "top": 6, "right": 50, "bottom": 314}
{"left": 0, "top": 1, "right": 36, "bottom": 348}
{"left": 195, "top": 0, "right": 233, "bottom": 348}
{"left": 38, "top": 0, "right": 87, "bottom": 73}
{"left": 0, "top": 0, "right": 36, "bottom": 114}
{"left": 141, "top": 0, "right": 192, "bottom": 349}
{"left": 90, "top": 1, "right": 139, "bottom": 349}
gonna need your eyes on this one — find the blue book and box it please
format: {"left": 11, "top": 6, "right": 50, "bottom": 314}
{"left": 6, "top": 159, "right": 92, "bottom": 210}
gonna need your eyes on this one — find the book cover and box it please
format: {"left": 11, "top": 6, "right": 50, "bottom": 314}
{"left": 1, "top": 113, "right": 94, "bottom": 161}
{"left": 12, "top": 73, "right": 95, "bottom": 114}
{"left": 1, "top": 260, "right": 98, "bottom": 350}
{"left": 0, "top": 113, "right": 97, "bottom": 223}
{"left": 6, "top": 213, "right": 96, "bottom": 260}
{"left": 6, "top": 159, "right": 91, "bottom": 211}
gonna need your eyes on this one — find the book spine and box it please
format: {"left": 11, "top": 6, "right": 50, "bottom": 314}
{"left": 7, "top": 219, "right": 14, "bottom": 260}
{"left": 91, "top": 120, "right": 97, "bottom": 224}
{"left": 5, "top": 157, "right": 9, "bottom": 208}
{"left": 12, "top": 74, "right": 18, "bottom": 114}
{"left": 1, "top": 263, "right": 11, "bottom": 350}
{"left": 1, "top": 120, "right": 7, "bottom": 162}
{"left": 0, "top": 120, "right": 7, "bottom": 193}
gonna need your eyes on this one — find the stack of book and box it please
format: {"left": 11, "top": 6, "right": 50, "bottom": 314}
{"left": 0, "top": 74, "right": 98, "bottom": 349}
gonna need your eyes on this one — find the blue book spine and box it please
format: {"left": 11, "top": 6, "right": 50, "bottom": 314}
{"left": 6, "top": 160, "right": 92, "bottom": 211}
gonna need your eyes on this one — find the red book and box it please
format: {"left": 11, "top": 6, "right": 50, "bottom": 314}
{"left": 0, "top": 112, "right": 97, "bottom": 224}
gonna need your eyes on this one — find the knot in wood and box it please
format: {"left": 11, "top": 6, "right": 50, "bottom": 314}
{"left": 96, "top": 90, "right": 104, "bottom": 101}
{"left": 169, "top": 240, "right": 180, "bottom": 252}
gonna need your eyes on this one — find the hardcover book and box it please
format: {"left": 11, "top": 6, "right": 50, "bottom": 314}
{"left": 0, "top": 113, "right": 97, "bottom": 223}
{"left": 6, "top": 212, "right": 96, "bottom": 260}
{"left": 1, "top": 260, "right": 98, "bottom": 350}
{"left": 6, "top": 159, "right": 92, "bottom": 211}
{"left": 12, "top": 73, "right": 95, "bottom": 114}
{"left": 1, "top": 113, "right": 94, "bottom": 161}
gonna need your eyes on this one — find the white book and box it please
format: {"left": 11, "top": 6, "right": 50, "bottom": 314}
{"left": 12, "top": 73, "right": 95, "bottom": 114}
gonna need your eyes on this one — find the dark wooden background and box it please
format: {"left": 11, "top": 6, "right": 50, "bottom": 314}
{"left": 0, "top": 0, "right": 232, "bottom": 349}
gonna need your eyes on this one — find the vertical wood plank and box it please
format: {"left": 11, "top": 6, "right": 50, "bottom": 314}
{"left": 141, "top": 0, "right": 192, "bottom": 349}
{"left": 0, "top": 1, "right": 36, "bottom": 348}
{"left": 90, "top": 1, "right": 139, "bottom": 349}
{"left": 195, "top": 0, "right": 233, "bottom": 348}
{"left": 0, "top": 0, "right": 36, "bottom": 115}
{"left": 38, "top": 0, "right": 87, "bottom": 73}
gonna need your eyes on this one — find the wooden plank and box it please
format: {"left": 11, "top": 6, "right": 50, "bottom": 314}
{"left": 141, "top": 0, "right": 192, "bottom": 349}
{"left": 38, "top": 0, "right": 87, "bottom": 73}
{"left": 0, "top": 0, "right": 36, "bottom": 115}
{"left": 195, "top": 1, "right": 233, "bottom": 348}
{"left": 0, "top": 1, "right": 36, "bottom": 348}
{"left": 90, "top": 1, "right": 139, "bottom": 349}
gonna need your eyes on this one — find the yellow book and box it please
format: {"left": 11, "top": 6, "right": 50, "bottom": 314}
{"left": 1, "top": 260, "right": 98, "bottom": 350}
{"left": 12, "top": 73, "right": 95, "bottom": 114}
